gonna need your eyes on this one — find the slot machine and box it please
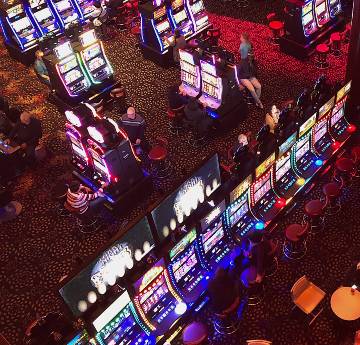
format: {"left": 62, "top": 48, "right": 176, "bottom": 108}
{"left": 167, "top": 228, "right": 209, "bottom": 304}
{"left": 66, "top": 330, "right": 93, "bottom": 345}
{"left": 75, "top": 0, "right": 94, "bottom": 21}
{"left": 250, "top": 155, "right": 284, "bottom": 222}
{"left": 311, "top": 117, "right": 334, "bottom": 159}
{"left": 274, "top": 132, "right": 301, "bottom": 199}
{"left": 139, "top": 0, "right": 174, "bottom": 57}
{"left": 92, "top": 291, "right": 153, "bottom": 345}
{"left": 25, "top": 0, "right": 61, "bottom": 37}
{"left": 85, "top": 118, "right": 144, "bottom": 202}
{"left": 224, "top": 175, "right": 260, "bottom": 240}
{"left": 44, "top": 40, "right": 91, "bottom": 104}
{"left": 49, "top": 0, "right": 80, "bottom": 29}
{"left": 168, "top": 0, "right": 194, "bottom": 37}
{"left": 179, "top": 49, "right": 201, "bottom": 97}
{"left": 0, "top": 2, "right": 39, "bottom": 60}
{"left": 199, "top": 58, "right": 223, "bottom": 110}
{"left": 196, "top": 200, "right": 233, "bottom": 270}
{"left": 328, "top": 0, "right": 341, "bottom": 18}
{"left": 314, "top": 0, "right": 330, "bottom": 27}
{"left": 185, "top": 0, "right": 209, "bottom": 33}
{"left": 132, "top": 258, "right": 185, "bottom": 337}
{"left": 75, "top": 29, "right": 113, "bottom": 86}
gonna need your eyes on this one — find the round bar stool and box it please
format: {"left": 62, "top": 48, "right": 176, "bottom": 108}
{"left": 283, "top": 223, "right": 309, "bottom": 260}
{"left": 148, "top": 137, "right": 172, "bottom": 179}
{"left": 322, "top": 182, "right": 342, "bottom": 215}
{"left": 214, "top": 297, "right": 240, "bottom": 335}
{"left": 315, "top": 44, "right": 330, "bottom": 69}
{"left": 351, "top": 146, "right": 360, "bottom": 178}
{"left": 110, "top": 87, "right": 126, "bottom": 113}
{"left": 167, "top": 106, "right": 185, "bottom": 135}
{"left": 182, "top": 321, "right": 208, "bottom": 345}
{"left": 265, "top": 239, "right": 279, "bottom": 277}
{"left": 303, "top": 200, "right": 326, "bottom": 234}
{"left": 330, "top": 32, "right": 342, "bottom": 57}
{"left": 334, "top": 157, "right": 354, "bottom": 186}
{"left": 241, "top": 266, "right": 264, "bottom": 306}
{"left": 64, "top": 203, "right": 101, "bottom": 234}
{"left": 269, "top": 21, "right": 284, "bottom": 45}
{"left": 53, "top": 182, "right": 69, "bottom": 216}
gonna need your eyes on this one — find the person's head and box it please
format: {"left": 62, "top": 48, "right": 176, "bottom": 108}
{"left": 20, "top": 111, "right": 32, "bottom": 125}
{"left": 126, "top": 107, "right": 136, "bottom": 119}
{"left": 240, "top": 32, "right": 250, "bottom": 44}
{"left": 238, "top": 133, "right": 248, "bottom": 146}
{"left": 214, "top": 267, "right": 226, "bottom": 279}
{"left": 69, "top": 180, "right": 81, "bottom": 193}
{"left": 357, "top": 262, "right": 360, "bottom": 271}
{"left": 187, "top": 98, "right": 199, "bottom": 111}
{"left": 35, "top": 50, "right": 44, "bottom": 60}
{"left": 7, "top": 107, "right": 21, "bottom": 123}
{"left": 174, "top": 28, "right": 181, "bottom": 38}
{"left": 248, "top": 231, "right": 264, "bottom": 245}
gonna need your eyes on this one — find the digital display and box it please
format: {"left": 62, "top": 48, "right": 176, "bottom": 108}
{"left": 191, "top": 1, "right": 204, "bottom": 13}
{"left": 34, "top": 8, "right": 53, "bottom": 22}
{"left": 7, "top": 5, "right": 23, "bottom": 18}
{"left": 169, "top": 228, "right": 197, "bottom": 261}
{"left": 181, "top": 61, "right": 196, "bottom": 75}
{"left": 278, "top": 132, "right": 297, "bottom": 158}
{"left": 200, "top": 61, "right": 216, "bottom": 76}
{"left": 174, "top": 10, "right": 187, "bottom": 23}
{"left": 336, "top": 80, "right": 352, "bottom": 102}
{"left": 255, "top": 152, "right": 276, "bottom": 178}
{"left": 202, "top": 221, "right": 224, "bottom": 254}
{"left": 202, "top": 73, "right": 218, "bottom": 86}
{"left": 29, "top": 0, "right": 46, "bottom": 6}
{"left": 54, "top": 41, "right": 73, "bottom": 59}
{"left": 71, "top": 143, "right": 87, "bottom": 159}
{"left": 302, "top": 2, "right": 313, "bottom": 14}
{"left": 59, "top": 217, "right": 155, "bottom": 316}
{"left": 67, "top": 330, "right": 89, "bottom": 345}
{"left": 253, "top": 173, "right": 271, "bottom": 204}
{"left": 314, "top": 120, "right": 327, "bottom": 143}
{"left": 171, "top": 0, "right": 183, "bottom": 8}
{"left": 316, "top": 2, "right": 326, "bottom": 14}
{"left": 172, "top": 247, "right": 197, "bottom": 282}
{"left": 156, "top": 20, "right": 170, "bottom": 33}
{"left": 59, "top": 57, "right": 78, "bottom": 74}
{"left": 228, "top": 196, "right": 249, "bottom": 228}
{"left": 154, "top": 6, "right": 166, "bottom": 19}
{"left": 151, "top": 154, "right": 221, "bottom": 242}
{"left": 299, "top": 113, "right": 317, "bottom": 138}
{"left": 229, "top": 174, "right": 252, "bottom": 203}
{"left": 12, "top": 17, "right": 32, "bottom": 32}
{"left": 331, "top": 107, "right": 344, "bottom": 126}
{"left": 303, "top": 12, "right": 313, "bottom": 25}
{"left": 319, "top": 96, "right": 335, "bottom": 119}
{"left": 83, "top": 44, "right": 101, "bottom": 60}
{"left": 179, "top": 50, "right": 194, "bottom": 64}
{"left": 64, "top": 69, "right": 82, "bottom": 85}
{"left": 79, "top": 29, "right": 97, "bottom": 47}
{"left": 55, "top": 0, "right": 73, "bottom": 11}
{"left": 88, "top": 57, "right": 105, "bottom": 71}
{"left": 296, "top": 138, "right": 310, "bottom": 161}
{"left": 276, "top": 155, "right": 291, "bottom": 181}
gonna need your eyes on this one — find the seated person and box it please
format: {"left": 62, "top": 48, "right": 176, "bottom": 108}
{"left": 91, "top": 1, "right": 109, "bottom": 38}
{"left": 168, "top": 84, "right": 188, "bottom": 110}
{"left": 165, "top": 28, "right": 186, "bottom": 64}
{"left": 207, "top": 267, "right": 240, "bottom": 314}
{"left": 4, "top": 112, "right": 42, "bottom": 166}
{"left": 344, "top": 261, "right": 360, "bottom": 287}
{"left": 184, "top": 98, "right": 213, "bottom": 136}
{"left": 34, "top": 50, "right": 51, "bottom": 87}
{"left": 120, "top": 107, "right": 149, "bottom": 152}
{"left": 231, "top": 134, "right": 256, "bottom": 178}
{"left": 66, "top": 180, "right": 105, "bottom": 217}
{"left": 265, "top": 105, "right": 280, "bottom": 134}
{"left": 256, "top": 125, "right": 277, "bottom": 161}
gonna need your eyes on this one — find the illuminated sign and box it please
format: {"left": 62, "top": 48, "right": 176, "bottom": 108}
{"left": 169, "top": 228, "right": 197, "bottom": 261}
{"left": 229, "top": 175, "right": 252, "bottom": 203}
{"left": 65, "top": 110, "right": 81, "bottom": 127}
{"left": 336, "top": 80, "right": 351, "bottom": 102}
{"left": 278, "top": 131, "right": 297, "bottom": 158}
{"left": 255, "top": 152, "right": 276, "bottom": 178}
{"left": 299, "top": 113, "right": 317, "bottom": 138}
{"left": 200, "top": 199, "right": 226, "bottom": 230}
{"left": 318, "top": 96, "right": 335, "bottom": 119}
{"left": 87, "top": 126, "right": 104, "bottom": 143}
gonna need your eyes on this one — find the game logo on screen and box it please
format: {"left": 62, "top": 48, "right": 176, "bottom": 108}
{"left": 59, "top": 217, "right": 155, "bottom": 316}
{"left": 318, "top": 96, "right": 335, "bottom": 119}
{"left": 151, "top": 154, "right": 221, "bottom": 242}
{"left": 299, "top": 113, "right": 317, "bottom": 138}
{"left": 278, "top": 132, "right": 297, "bottom": 158}
{"left": 229, "top": 175, "right": 252, "bottom": 203}
{"left": 255, "top": 152, "right": 276, "bottom": 179}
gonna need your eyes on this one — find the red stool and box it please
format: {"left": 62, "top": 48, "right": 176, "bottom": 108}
{"left": 148, "top": 137, "right": 171, "bottom": 179}
{"left": 241, "top": 266, "right": 264, "bottom": 305}
{"left": 130, "top": 25, "right": 140, "bottom": 36}
{"left": 269, "top": 20, "right": 284, "bottom": 45}
{"left": 330, "top": 32, "right": 342, "bottom": 57}
{"left": 334, "top": 157, "right": 354, "bottom": 186}
{"left": 315, "top": 44, "right": 330, "bottom": 69}
{"left": 283, "top": 223, "right": 309, "bottom": 260}
{"left": 304, "top": 199, "right": 326, "bottom": 234}
{"left": 266, "top": 12, "right": 277, "bottom": 23}
{"left": 341, "top": 23, "right": 352, "bottom": 43}
{"left": 182, "top": 322, "right": 208, "bottom": 345}
{"left": 351, "top": 146, "right": 360, "bottom": 178}
{"left": 167, "top": 106, "right": 185, "bottom": 135}
{"left": 322, "top": 182, "right": 342, "bottom": 215}
{"left": 110, "top": 87, "right": 126, "bottom": 113}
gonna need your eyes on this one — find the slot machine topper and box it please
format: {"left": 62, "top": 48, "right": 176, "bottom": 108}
{"left": 77, "top": 29, "right": 113, "bottom": 84}
{"left": 25, "top": 0, "right": 61, "bottom": 36}
{"left": 314, "top": 0, "right": 330, "bottom": 27}
{"left": 179, "top": 49, "right": 201, "bottom": 97}
{"left": 169, "top": 0, "right": 194, "bottom": 37}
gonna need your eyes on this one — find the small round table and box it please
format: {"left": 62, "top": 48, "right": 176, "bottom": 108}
{"left": 330, "top": 287, "right": 360, "bottom": 321}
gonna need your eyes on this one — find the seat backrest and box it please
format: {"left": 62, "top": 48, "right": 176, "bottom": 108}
{"left": 291, "top": 276, "right": 310, "bottom": 300}
{"left": 247, "top": 340, "right": 272, "bottom": 345}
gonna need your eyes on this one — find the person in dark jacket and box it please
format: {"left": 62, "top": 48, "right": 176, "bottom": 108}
{"left": 165, "top": 29, "right": 187, "bottom": 63}
{"left": 184, "top": 98, "right": 213, "bottom": 136}
{"left": 168, "top": 85, "right": 188, "bottom": 110}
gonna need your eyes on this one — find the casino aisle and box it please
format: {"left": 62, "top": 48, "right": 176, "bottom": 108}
{"left": 0, "top": 0, "right": 355, "bottom": 344}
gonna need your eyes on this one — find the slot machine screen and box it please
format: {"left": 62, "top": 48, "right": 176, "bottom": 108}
{"left": 200, "top": 199, "right": 226, "bottom": 231}
{"left": 201, "top": 220, "right": 224, "bottom": 254}
{"left": 54, "top": 41, "right": 73, "bottom": 59}
{"left": 182, "top": 71, "right": 196, "bottom": 86}
{"left": 336, "top": 80, "right": 352, "bottom": 102}
{"left": 295, "top": 138, "right": 310, "bottom": 161}
{"left": 156, "top": 20, "right": 170, "bottom": 33}
{"left": 7, "top": 5, "right": 23, "bottom": 18}
{"left": 229, "top": 174, "right": 252, "bottom": 203}
{"left": 69, "top": 134, "right": 87, "bottom": 160}
{"left": 303, "top": 12, "right": 313, "bottom": 25}
{"left": 59, "top": 58, "right": 78, "bottom": 74}
{"left": 171, "top": 0, "right": 183, "bottom": 9}
{"left": 56, "top": 0, "right": 72, "bottom": 11}
{"left": 275, "top": 155, "right": 291, "bottom": 181}
{"left": 64, "top": 69, "right": 82, "bottom": 85}
{"left": 79, "top": 29, "right": 97, "bottom": 47}
{"left": 151, "top": 154, "right": 221, "bottom": 242}
{"left": 67, "top": 330, "right": 90, "bottom": 345}
{"left": 59, "top": 217, "right": 155, "bottom": 316}
{"left": 316, "top": 2, "right": 326, "bottom": 14}
{"left": 179, "top": 50, "right": 194, "bottom": 65}
{"left": 174, "top": 10, "right": 187, "bottom": 23}
{"left": 201, "top": 61, "right": 216, "bottom": 76}
{"left": 314, "top": 121, "right": 327, "bottom": 143}
{"left": 331, "top": 107, "right": 344, "bottom": 126}
{"left": 228, "top": 196, "right": 249, "bottom": 228}
{"left": 29, "top": 0, "right": 45, "bottom": 7}
{"left": 278, "top": 132, "right": 297, "bottom": 158}
{"left": 154, "top": 6, "right": 166, "bottom": 19}
{"left": 181, "top": 61, "right": 196, "bottom": 75}
{"left": 84, "top": 45, "right": 101, "bottom": 60}
{"left": 319, "top": 96, "right": 335, "bottom": 119}
{"left": 11, "top": 17, "right": 32, "bottom": 32}
{"left": 34, "top": 8, "right": 53, "bottom": 22}
{"left": 255, "top": 152, "right": 276, "bottom": 179}
{"left": 88, "top": 57, "right": 105, "bottom": 71}
{"left": 253, "top": 175, "right": 271, "bottom": 204}
{"left": 202, "top": 73, "right": 217, "bottom": 86}
{"left": 302, "top": 2, "right": 313, "bottom": 15}
{"left": 169, "top": 228, "right": 197, "bottom": 261}
{"left": 299, "top": 113, "right": 317, "bottom": 138}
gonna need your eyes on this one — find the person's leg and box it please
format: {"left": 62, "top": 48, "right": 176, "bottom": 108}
{"left": 240, "top": 79, "right": 263, "bottom": 108}
{"left": 250, "top": 77, "right": 262, "bottom": 99}
{"left": 24, "top": 145, "right": 36, "bottom": 166}
{"left": 87, "top": 196, "right": 106, "bottom": 216}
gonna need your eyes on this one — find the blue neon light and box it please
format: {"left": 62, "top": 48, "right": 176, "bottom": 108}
{"left": 207, "top": 109, "right": 219, "bottom": 119}
{"left": 150, "top": 18, "right": 164, "bottom": 51}
{"left": 49, "top": 0, "right": 65, "bottom": 29}
{"left": 167, "top": 9, "right": 177, "bottom": 30}
{"left": 255, "top": 221, "right": 265, "bottom": 230}
{"left": 140, "top": 14, "right": 145, "bottom": 43}
{"left": 315, "top": 159, "right": 323, "bottom": 166}
{"left": 0, "top": 17, "right": 10, "bottom": 43}
{"left": 5, "top": 17, "right": 25, "bottom": 50}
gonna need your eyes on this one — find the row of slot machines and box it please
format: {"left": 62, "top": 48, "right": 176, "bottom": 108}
{"left": 0, "top": 0, "right": 93, "bottom": 64}
{"left": 43, "top": 29, "right": 114, "bottom": 106}
{"left": 64, "top": 103, "right": 147, "bottom": 204}
{"left": 280, "top": 0, "right": 344, "bottom": 59}
{"left": 59, "top": 80, "right": 354, "bottom": 345}
{"left": 179, "top": 48, "right": 245, "bottom": 120}
{"left": 139, "top": 0, "right": 210, "bottom": 65}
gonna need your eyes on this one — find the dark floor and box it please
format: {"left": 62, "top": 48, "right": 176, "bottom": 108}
{"left": 0, "top": 1, "right": 356, "bottom": 344}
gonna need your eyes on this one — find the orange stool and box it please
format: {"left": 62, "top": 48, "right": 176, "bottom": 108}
{"left": 269, "top": 20, "right": 284, "bottom": 44}
{"left": 304, "top": 200, "right": 326, "bottom": 234}
{"left": 334, "top": 157, "right": 354, "bottom": 186}
{"left": 322, "top": 182, "right": 342, "bottom": 215}
{"left": 330, "top": 32, "right": 342, "bottom": 56}
{"left": 315, "top": 44, "right": 330, "bottom": 69}
{"left": 182, "top": 322, "right": 208, "bottom": 345}
{"left": 148, "top": 137, "right": 172, "bottom": 178}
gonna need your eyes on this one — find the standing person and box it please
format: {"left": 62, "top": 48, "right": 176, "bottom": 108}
{"left": 34, "top": 50, "right": 51, "bottom": 87}
{"left": 165, "top": 29, "right": 187, "bottom": 64}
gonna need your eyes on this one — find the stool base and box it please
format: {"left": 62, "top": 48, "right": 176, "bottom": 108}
{"left": 214, "top": 315, "right": 240, "bottom": 335}
{"left": 315, "top": 61, "right": 329, "bottom": 69}
{"left": 265, "top": 257, "right": 278, "bottom": 277}
{"left": 283, "top": 241, "right": 307, "bottom": 260}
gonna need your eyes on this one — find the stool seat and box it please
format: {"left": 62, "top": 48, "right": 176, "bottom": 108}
{"left": 305, "top": 200, "right": 324, "bottom": 217}
{"left": 241, "top": 266, "right": 257, "bottom": 288}
{"left": 167, "top": 109, "right": 176, "bottom": 119}
{"left": 131, "top": 26, "right": 140, "bottom": 35}
{"left": 269, "top": 20, "right": 284, "bottom": 30}
{"left": 322, "top": 182, "right": 341, "bottom": 198}
{"left": 330, "top": 32, "right": 341, "bottom": 41}
{"left": 316, "top": 44, "right": 329, "bottom": 54}
{"left": 336, "top": 157, "right": 354, "bottom": 172}
{"left": 148, "top": 145, "right": 167, "bottom": 161}
{"left": 285, "top": 224, "right": 304, "bottom": 242}
{"left": 182, "top": 322, "right": 208, "bottom": 345}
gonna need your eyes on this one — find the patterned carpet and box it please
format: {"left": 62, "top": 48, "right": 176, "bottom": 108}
{"left": 0, "top": 1, "right": 357, "bottom": 344}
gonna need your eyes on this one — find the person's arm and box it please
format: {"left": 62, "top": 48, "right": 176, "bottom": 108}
{"left": 8, "top": 122, "right": 19, "bottom": 139}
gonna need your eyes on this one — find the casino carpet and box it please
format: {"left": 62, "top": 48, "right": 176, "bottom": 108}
{"left": 0, "top": 2, "right": 356, "bottom": 344}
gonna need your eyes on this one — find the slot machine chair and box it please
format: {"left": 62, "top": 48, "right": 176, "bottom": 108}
{"left": 330, "top": 32, "right": 342, "bottom": 56}
{"left": 283, "top": 222, "right": 310, "bottom": 260}
{"left": 303, "top": 199, "right": 327, "bottom": 234}
{"left": 213, "top": 297, "right": 241, "bottom": 335}
{"left": 268, "top": 20, "right": 284, "bottom": 45}
{"left": 333, "top": 157, "right": 354, "bottom": 186}
{"left": 182, "top": 322, "right": 208, "bottom": 345}
{"left": 240, "top": 266, "right": 264, "bottom": 306}
{"left": 315, "top": 43, "right": 330, "bottom": 69}
{"left": 321, "top": 181, "right": 342, "bottom": 215}
{"left": 148, "top": 137, "right": 172, "bottom": 178}
{"left": 167, "top": 105, "right": 185, "bottom": 135}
